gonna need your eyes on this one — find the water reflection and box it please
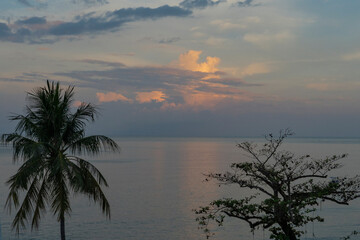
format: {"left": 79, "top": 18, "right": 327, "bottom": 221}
{"left": 0, "top": 138, "right": 359, "bottom": 239}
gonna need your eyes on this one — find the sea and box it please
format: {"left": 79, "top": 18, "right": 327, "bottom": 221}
{"left": 0, "top": 137, "right": 360, "bottom": 240}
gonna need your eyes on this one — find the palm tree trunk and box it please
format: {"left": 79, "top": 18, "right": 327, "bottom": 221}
{"left": 60, "top": 215, "right": 66, "bottom": 240}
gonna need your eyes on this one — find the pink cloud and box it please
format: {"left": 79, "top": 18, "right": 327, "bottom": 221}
{"left": 136, "top": 91, "right": 167, "bottom": 103}
{"left": 70, "top": 50, "right": 259, "bottom": 110}
{"left": 96, "top": 92, "right": 132, "bottom": 103}
{"left": 182, "top": 90, "right": 253, "bottom": 110}
{"left": 73, "top": 100, "right": 83, "bottom": 107}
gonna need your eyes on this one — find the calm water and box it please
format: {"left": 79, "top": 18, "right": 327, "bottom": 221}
{"left": 0, "top": 137, "right": 360, "bottom": 240}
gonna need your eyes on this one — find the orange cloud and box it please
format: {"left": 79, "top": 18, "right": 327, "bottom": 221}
{"left": 87, "top": 50, "right": 258, "bottom": 110}
{"left": 178, "top": 50, "right": 220, "bottom": 73}
{"left": 136, "top": 91, "right": 167, "bottom": 103}
{"left": 168, "top": 82, "right": 253, "bottom": 110}
{"left": 96, "top": 92, "right": 132, "bottom": 103}
{"left": 73, "top": 100, "right": 83, "bottom": 107}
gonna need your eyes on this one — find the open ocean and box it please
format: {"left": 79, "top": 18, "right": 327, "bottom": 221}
{"left": 0, "top": 137, "right": 360, "bottom": 240}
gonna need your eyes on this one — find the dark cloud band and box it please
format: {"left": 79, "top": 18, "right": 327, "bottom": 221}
{"left": 237, "top": 0, "right": 259, "bottom": 7}
{"left": 179, "top": 0, "right": 223, "bottom": 9}
{"left": 0, "top": 5, "right": 192, "bottom": 44}
{"left": 49, "top": 5, "right": 191, "bottom": 36}
{"left": 16, "top": 17, "right": 47, "bottom": 25}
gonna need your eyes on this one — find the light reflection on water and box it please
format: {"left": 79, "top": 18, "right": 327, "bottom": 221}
{"left": 0, "top": 138, "right": 359, "bottom": 240}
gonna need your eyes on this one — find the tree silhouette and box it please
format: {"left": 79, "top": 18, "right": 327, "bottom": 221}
{"left": 195, "top": 129, "right": 360, "bottom": 240}
{"left": 2, "top": 81, "right": 119, "bottom": 240}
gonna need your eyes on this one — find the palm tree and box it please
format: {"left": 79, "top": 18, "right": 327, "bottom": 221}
{"left": 1, "top": 81, "right": 119, "bottom": 240}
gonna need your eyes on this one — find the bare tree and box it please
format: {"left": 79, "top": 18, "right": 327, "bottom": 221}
{"left": 195, "top": 129, "right": 360, "bottom": 240}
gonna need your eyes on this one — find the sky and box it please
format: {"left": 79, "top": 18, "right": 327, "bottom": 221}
{"left": 0, "top": 0, "right": 360, "bottom": 137}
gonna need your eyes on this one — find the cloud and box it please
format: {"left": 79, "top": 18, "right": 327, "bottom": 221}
{"left": 49, "top": 6, "right": 191, "bottom": 36}
{"left": 0, "top": 77, "right": 35, "bottom": 83}
{"left": 136, "top": 91, "right": 167, "bottom": 103}
{"left": 17, "top": 0, "right": 32, "bottom": 7}
{"left": 179, "top": 0, "right": 223, "bottom": 9}
{"left": 241, "top": 62, "right": 272, "bottom": 76}
{"left": 178, "top": 50, "right": 220, "bottom": 73}
{"left": 53, "top": 51, "right": 260, "bottom": 110}
{"left": 305, "top": 82, "right": 350, "bottom": 92}
{"left": 0, "top": 20, "right": 52, "bottom": 44}
{"left": 0, "top": 5, "right": 192, "bottom": 44}
{"left": 205, "top": 37, "right": 226, "bottom": 46}
{"left": 342, "top": 51, "right": 360, "bottom": 61}
{"left": 245, "top": 16, "right": 261, "bottom": 23}
{"left": 18, "top": 0, "right": 106, "bottom": 7}
{"left": 210, "top": 17, "right": 261, "bottom": 31}
{"left": 81, "top": 59, "right": 126, "bottom": 68}
{"left": 73, "top": 100, "right": 83, "bottom": 107}
{"left": 0, "top": 22, "right": 48, "bottom": 43}
{"left": 181, "top": 90, "right": 253, "bottom": 109}
{"left": 72, "top": 0, "right": 108, "bottom": 6}
{"left": 305, "top": 81, "right": 358, "bottom": 92}
{"left": 0, "top": 23, "right": 11, "bottom": 38}
{"left": 237, "top": 0, "right": 259, "bottom": 7}
{"left": 96, "top": 92, "right": 132, "bottom": 103}
{"left": 56, "top": 65, "right": 206, "bottom": 91}
{"left": 210, "top": 19, "right": 246, "bottom": 30}
{"left": 306, "top": 83, "right": 329, "bottom": 91}
{"left": 17, "top": 0, "right": 48, "bottom": 9}
{"left": 16, "top": 17, "right": 47, "bottom": 25}
{"left": 243, "top": 31, "right": 294, "bottom": 47}
{"left": 158, "top": 37, "right": 181, "bottom": 44}
{"left": 37, "top": 47, "right": 50, "bottom": 51}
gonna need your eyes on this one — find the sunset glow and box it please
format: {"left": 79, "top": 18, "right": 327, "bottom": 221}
{"left": 96, "top": 92, "right": 132, "bottom": 103}
{"left": 136, "top": 91, "right": 168, "bottom": 103}
{"left": 0, "top": 0, "right": 359, "bottom": 137}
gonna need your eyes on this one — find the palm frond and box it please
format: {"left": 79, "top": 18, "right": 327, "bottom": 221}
{"left": 2, "top": 133, "right": 43, "bottom": 162}
{"left": 6, "top": 156, "right": 46, "bottom": 211}
{"left": 68, "top": 135, "right": 120, "bottom": 156}
{"left": 62, "top": 103, "right": 98, "bottom": 145}
{"left": 11, "top": 176, "right": 41, "bottom": 233}
{"left": 70, "top": 156, "right": 108, "bottom": 186}
{"left": 66, "top": 160, "right": 111, "bottom": 218}
{"left": 31, "top": 178, "right": 49, "bottom": 230}
{"left": 46, "top": 153, "right": 72, "bottom": 221}
{"left": 49, "top": 178, "right": 71, "bottom": 221}
{"left": 8, "top": 113, "right": 39, "bottom": 138}
{"left": 3, "top": 81, "right": 117, "bottom": 237}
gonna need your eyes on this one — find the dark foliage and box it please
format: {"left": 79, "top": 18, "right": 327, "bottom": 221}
{"left": 1, "top": 81, "right": 119, "bottom": 240}
{"left": 195, "top": 129, "right": 360, "bottom": 240}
